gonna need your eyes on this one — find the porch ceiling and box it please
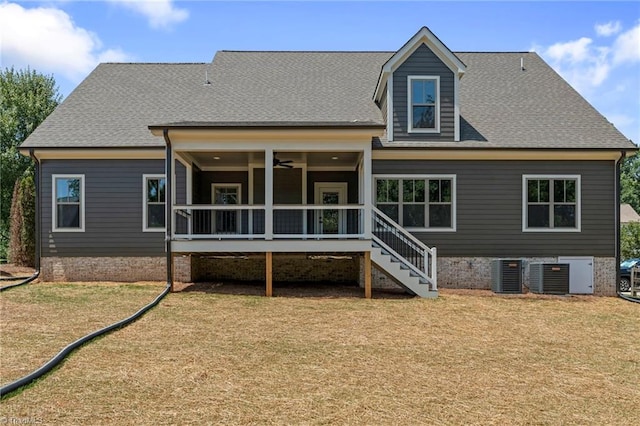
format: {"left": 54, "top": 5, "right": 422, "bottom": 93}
{"left": 185, "top": 151, "right": 361, "bottom": 169}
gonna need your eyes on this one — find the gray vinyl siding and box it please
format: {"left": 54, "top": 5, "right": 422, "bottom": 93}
{"left": 41, "top": 159, "right": 178, "bottom": 257}
{"left": 373, "top": 160, "right": 615, "bottom": 257}
{"left": 175, "top": 161, "right": 186, "bottom": 204}
{"left": 392, "top": 44, "right": 455, "bottom": 141}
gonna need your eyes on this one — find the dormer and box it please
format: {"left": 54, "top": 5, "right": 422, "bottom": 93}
{"left": 374, "top": 27, "right": 466, "bottom": 142}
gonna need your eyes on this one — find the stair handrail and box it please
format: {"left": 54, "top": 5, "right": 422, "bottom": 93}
{"left": 371, "top": 206, "right": 437, "bottom": 289}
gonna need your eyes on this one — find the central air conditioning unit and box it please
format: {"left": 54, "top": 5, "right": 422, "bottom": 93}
{"left": 529, "top": 263, "right": 570, "bottom": 294}
{"left": 491, "top": 259, "right": 522, "bottom": 293}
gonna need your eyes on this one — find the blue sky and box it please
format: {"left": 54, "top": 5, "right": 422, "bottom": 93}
{"left": 1, "top": 1, "right": 639, "bottom": 144}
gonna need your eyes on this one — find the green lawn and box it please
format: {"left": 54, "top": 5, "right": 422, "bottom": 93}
{"left": 1, "top": 283, "right": 639, "bottom": 425}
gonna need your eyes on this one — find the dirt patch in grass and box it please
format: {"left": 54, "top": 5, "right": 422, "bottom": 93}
{"left": 0, "top": 263, "right": 35, "bottom": 279}
{"left": 1, "top": 285, "right": 639, "bottom": 425}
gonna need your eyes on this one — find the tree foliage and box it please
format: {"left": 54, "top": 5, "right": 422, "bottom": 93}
{"left": 621, "top": 222, "right": 640, "bottom": 260}
{"left": 621, "top": 155, "right": 640, "bottom": 213}
{"left": 0, "top": 67, "right": 61, "bottom": 259}
{"left": 8, "top": 173, "right": 35, "bottom": 266}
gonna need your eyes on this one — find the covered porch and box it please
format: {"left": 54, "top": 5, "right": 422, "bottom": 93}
{"left": 163, "top": 129, "right": 375, "bottom": 251}
{"left": 153, "top": 126, "right": 436, "bottom": 297}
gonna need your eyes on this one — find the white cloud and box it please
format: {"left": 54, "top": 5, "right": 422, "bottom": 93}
{"left": 108, "top": 0, "right": 189, "bottom": 29}
{"left": 612, "top": 22, "right": 640, "bottom": 64}
{"left": 534, "top": 21, "right": 640, "bottom": 143}
{"left": 546, "top": 37, "right": 594, "bottom": 63}
{"left": 542, "top": 38, "right": 611, "bottom": 92}
{"left": 0, "top": 3, "right": 131, "bottom": 81}
{"left": 595, "top": 21, "right": 622, "bottom": 37}
{"left": 536, "top": 22, "right": 640, "bottom": 93}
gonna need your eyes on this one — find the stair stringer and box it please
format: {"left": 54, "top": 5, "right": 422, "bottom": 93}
{"left": 370, "top": 246, "right": 438, "bottom": 298}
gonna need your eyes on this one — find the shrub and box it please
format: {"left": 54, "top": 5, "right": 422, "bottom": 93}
{"left": 8, "top": 173, "right": 35, "bottom": 266}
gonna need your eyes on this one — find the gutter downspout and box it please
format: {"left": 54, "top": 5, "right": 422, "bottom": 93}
{"left": 0, "top": 150, "right": 41, "bottom": 292}
{"left": 616, "top": 151, "right": 624, "bottom": 293}
{"left": 163, "top": 129, "right": 173, "bottom": 291}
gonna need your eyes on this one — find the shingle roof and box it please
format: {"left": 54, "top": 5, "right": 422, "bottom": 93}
{"left": 21, "top": 51, "right": 636, "bottom": 150}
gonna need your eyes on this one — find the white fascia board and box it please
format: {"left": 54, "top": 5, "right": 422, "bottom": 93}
{"left": 154, "top": 128, "right": 384, "bottom": 142}
{"left": 29, "top": 149, "right": 165, "bottom": 160}
{"left": 372, "top": 150, "right": 624, "bottom": 161}
{"left": 171, "top": 139, "right": 373, "bottom": 152}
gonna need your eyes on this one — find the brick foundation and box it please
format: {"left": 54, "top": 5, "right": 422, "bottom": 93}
{"left": 41, "top": 256, "right": 166, "bottom": 282}
{"left": 40, "top": 254, "right": 617, "bottom": 296}
{"left": 437, "top": 256, "right": 616, "bottom": 296}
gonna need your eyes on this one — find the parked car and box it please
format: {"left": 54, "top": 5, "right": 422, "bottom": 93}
{"left": 620, "top": 258, "right": 640, "bottom": 292}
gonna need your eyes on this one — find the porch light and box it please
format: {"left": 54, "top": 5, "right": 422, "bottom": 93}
{"left": 331, "top": 156, "right": 339, "bottom": 160}
{"left": 213, "top": 156, "right": 221, "bottom": 160}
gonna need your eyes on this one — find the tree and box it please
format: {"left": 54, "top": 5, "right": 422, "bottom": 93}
{"left": 0, "top": 67, "right": 61, "bottom": 259}
{"left": 621, "top": 155, "right": 640, "bottom": 213}
{"left": 621, "top": 222, "right": 640, "bottom": 260}
{"left": 8, "top": 173, "right": 35, "bottom": 266}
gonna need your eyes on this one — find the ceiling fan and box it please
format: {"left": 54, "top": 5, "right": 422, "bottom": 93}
{"left": 273, "top": 152, "right": 294, "bottom": 168}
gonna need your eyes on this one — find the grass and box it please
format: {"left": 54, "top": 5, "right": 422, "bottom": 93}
{"left": 1, "top": 283, "right": 639, "bottom": 425}
{"left": 0, "top": 282, "right": 164, "bottom": 385}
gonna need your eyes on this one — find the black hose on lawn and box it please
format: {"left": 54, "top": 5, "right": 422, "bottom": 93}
{"left": 617, "top": 291, "right": 640, "bottom": 304}
{"left": 0, "top": 271, "right": 40, "bottom": 292}
{"left": 0, "top": 281, "right": 171, "bottom": 398}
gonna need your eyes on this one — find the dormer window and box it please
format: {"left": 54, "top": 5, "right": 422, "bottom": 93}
{"left": 408, "top": 76, "right": 440, "bottom": 133}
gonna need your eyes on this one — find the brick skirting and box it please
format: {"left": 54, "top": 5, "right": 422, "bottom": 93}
{"left": 40, "top": 254, "right": 617, "bottom": 296}
{"left": 40, "top": 255, "right": 192, "bottom": 283}
{"left": 437, "top": 256, "right": 616, "bottom": 296}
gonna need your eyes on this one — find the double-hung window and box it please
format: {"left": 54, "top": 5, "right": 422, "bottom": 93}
{"left": 375, "top": 176, "right": 455, "bottom": 231}
{"left": 523, "top": 175, "right": 580, "bottom": 231}
{"left": 143, "top": 175, "right": 166, "bottom": 231}
{"left": 408, "top": 76, "right": 440, "bottom": 133}
{"left": 53, "top": 175, "right": 84, "bottom": 232}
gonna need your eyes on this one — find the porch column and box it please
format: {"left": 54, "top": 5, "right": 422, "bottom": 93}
{"left": 362, "top": 145, "right": 372, "bottom": 238}
{"left": 266, "top": 252, "right": 273, "bottom": 297}
{"left": 364, "top": 251, "right": 372, "bottom": 299}
{"left": 265, "top": 148, "right": 273, "bottom": 240}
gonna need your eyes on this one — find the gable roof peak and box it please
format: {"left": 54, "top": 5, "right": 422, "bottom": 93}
{"left": 374, "top": 26, "right": 467, "bottom": 101}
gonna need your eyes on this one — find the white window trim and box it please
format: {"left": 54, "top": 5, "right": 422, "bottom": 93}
{"left": 374, "top": 174, "right": 456, "bottom": 232}
{"left": 522, "top": 174, "right": 581, "bottom": 233}
{"left": 407, "top": 75, "right": 440, "bottom": 134}
{"left": 52, "top": 174, "right": 85, "bottom": 232}
{"left": 143, "top": 174, "right": 166, "bottom": 232}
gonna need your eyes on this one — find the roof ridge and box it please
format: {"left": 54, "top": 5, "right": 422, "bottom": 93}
{"left": 220, "top": 50, "right": 395, "bottom": 53}
{"left": 101, "top": 62, "right": 208, "bottom": 65}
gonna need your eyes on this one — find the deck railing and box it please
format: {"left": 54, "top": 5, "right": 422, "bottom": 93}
{"left": 173, "top": 204, "right": 365, "bottom": 239}
{"left": 371, "top": 206, "right": 437, "bottom": 289}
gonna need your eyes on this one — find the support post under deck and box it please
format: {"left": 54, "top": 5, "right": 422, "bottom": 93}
{"left": 266, "top": 252, "right": 273, "bottom": 297}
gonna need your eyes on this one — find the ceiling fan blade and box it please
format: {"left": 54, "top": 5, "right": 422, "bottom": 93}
{"left": 273, "top": 152, "right": 294, "bottom": 168}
